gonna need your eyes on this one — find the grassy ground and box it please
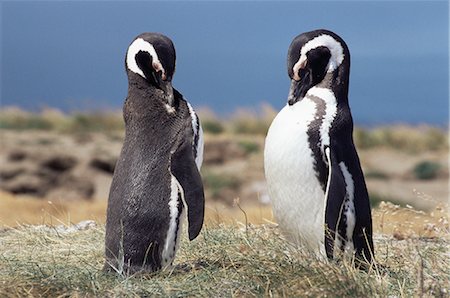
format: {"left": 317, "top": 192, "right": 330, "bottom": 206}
{"left": 0, "top": 219, "right": 448, "bottom": 297}
{"left": 0, "top": 197, "right": 448, "bottom": 297}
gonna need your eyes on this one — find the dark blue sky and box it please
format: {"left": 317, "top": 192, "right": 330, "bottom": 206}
{"left": 1, "top": 1, "right": 449, "bottom": 125}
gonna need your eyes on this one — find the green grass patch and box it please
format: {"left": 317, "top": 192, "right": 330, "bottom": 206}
{"left": 201, "top": 119, "right": 225, "bottom": 135}
{"left": 354, "top": 126, "right": 448, "bottom": 152}
{"left": 202, "top": 171, "right": 241, "bottom": 198}
{"left": 413, "top": 161, "right": 442, "bottom": 180}
{"left": 238, "top": 140, "right": 260, "bottom": 155}
{"left": 0, "top": 114, "right": 54, "bottom": 130}
{"left": 0, "top": 108, "right": 124, "bottom": 133}
{"left": 365, "top": 170, "right": 390, "bottom": 180}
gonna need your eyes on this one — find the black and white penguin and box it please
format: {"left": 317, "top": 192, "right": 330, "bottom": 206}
{"left": 104, "top": 33, "right": 205, "bottom": 274}
{"left": 264, "top": 29, "right": 374, "bottom": 264}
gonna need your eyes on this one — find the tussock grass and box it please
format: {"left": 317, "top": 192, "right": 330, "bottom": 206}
{"left": 1, "top": 107, "right": 448, "bottom": 152}
{"left": 0, "top": 218, "right": 448, "bottom": 297}
{"left": 354, "top": 125, "right": 448, "bottom": 152}
{"left": 413, "top": 160, "right": 442, "bottom": 180}
{"left": 227, "top": 105, "right": 277, "bottom": 136}
{"left": 0, "top": 107, "right": 123, "bottom": 133}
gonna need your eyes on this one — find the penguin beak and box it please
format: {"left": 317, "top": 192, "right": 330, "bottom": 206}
{"left": 288, "top": 79, "right": 302, "bottom": 106}
{"left": 156, "top": 72, "right": 174, "bottom": 106}
{"left": 288, "top": 68, "right": 310, "bottom": 106}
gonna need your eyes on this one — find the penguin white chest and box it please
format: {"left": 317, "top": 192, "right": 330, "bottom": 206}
{"left": 264, "top": 90, "right": 336, "bottom": 252}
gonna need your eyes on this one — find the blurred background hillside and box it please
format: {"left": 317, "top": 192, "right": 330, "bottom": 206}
{"left": 0, "top": 107, "right": 448, "bottom": 229}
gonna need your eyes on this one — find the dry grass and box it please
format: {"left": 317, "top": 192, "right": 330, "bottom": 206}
{"left": 0, "top": 218, "right": 448, "bottom": 297}
{"left": 0, "top": 194, "right": 448, "bottom": 297}
{"left": 354, "top": 125, "right": 448, "bottom": 153}
{"left": 0, "top": 107, "right": 124, "bottom": 132}
{"left": 0, "top": 192, "right": 107, "bottom": 227}
{"left": 1, "top": 191, "right": 448, "bottom": 237}
{"left": 0, "top": 191, "right": 274, "bottom": 228}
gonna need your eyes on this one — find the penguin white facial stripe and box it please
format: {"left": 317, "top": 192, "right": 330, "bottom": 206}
{"left": 162, "top": 174, "right": 183, "bottom": 267}
{"left": 293, "top": 34, "right": 344, "bottom": 74}
{"left": 126, "top": 38, "right": 165, "bottom": 79}
{"left": 339, "top": 162, "right": 356, "bottom": 250}
{"left": 292, "top": 57, "right": 307, "bottom": 81}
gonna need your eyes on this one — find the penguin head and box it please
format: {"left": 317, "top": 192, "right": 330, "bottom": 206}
{"left": 126, "top": 33, "right": 176, "bottom": 106}
{"left": 287, "top": 29, "right": 350, "bottom": 105}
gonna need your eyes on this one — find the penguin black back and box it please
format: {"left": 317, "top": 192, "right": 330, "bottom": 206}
{"left": 104, "top": 33, "right": 205, "bottom": 274}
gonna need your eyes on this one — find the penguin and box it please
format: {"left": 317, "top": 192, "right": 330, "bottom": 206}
{"left": 104, "top": 32, "right": 205, "bottom": 274}
{"left": 264, "top": 29, "right": 374, "bottom": 264}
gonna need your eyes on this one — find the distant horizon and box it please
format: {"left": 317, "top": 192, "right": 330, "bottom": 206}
{"left": 1, "top": 102, "right": 448, "bottom": 128}
{"left": 2, "top": 1, "right": 449, "bottom": 125}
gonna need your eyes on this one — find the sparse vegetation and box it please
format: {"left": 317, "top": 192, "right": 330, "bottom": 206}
{"left": 354, "top": 126, "right": 448, "bottom": 152}
{"left": 0, "top": 107, "right": 123, "bottom": 133}
{"left": 0, "top": 108, "right": 55, "bottom": 130}
{"left": 413, "top": 161, "right": 442, "bottom": 180}
{"left": 238, "top": 140, "right": 260, "bottom": 154}
{"left": 229, "top": 107, "right": 274, "bottom": 135}
{"left": 66, "top": 113, "right": 124, "bottom": 132}
{"left": 201, "top": 119, "right": 225, "bottom": 134}
{"left": 365, "top": 170, "right": 389, "bottom": 180}
{"left": 1, "top": 107, "right": 447, "bottom": 153}
{"left": 202, "top": 170, "right": 242, "bottom": 202}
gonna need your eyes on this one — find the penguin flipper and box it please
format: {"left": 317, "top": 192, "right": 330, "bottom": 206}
{"left": 171, "top": 125, "right": 205, "bottom": 241}
{"left": 323, "top": 146, "right": 346, "bottom": 259}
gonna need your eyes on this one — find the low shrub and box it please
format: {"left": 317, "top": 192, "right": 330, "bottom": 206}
{"left": 413, "top": 161, "right": 441, "bottom": 180}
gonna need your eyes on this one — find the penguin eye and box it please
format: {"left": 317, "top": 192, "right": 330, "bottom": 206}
{"left": 307, "top": 47, "right": 331, "bottom": 65}
{"left": 306, "top": 47, "right": 331, "bottom": 78}
{"left": 135, "top": 51, "right": 153, "bottom": 74}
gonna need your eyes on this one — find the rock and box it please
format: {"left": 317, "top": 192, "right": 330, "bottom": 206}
{"left": 0, "top": 166, "right": 26, "bottom": 181}
{"left": 8, "top": 150, "right": 27, "bottom": 161}
{"left": 1, "top": 174, "right": 49, "bottom": 196}
{"left": 89, "top": 156, "right": 117, "bottom": 174}
{"left": 41, "top": 155, "right": 77, "bottom": 172}
{"left": 47, "top": 175, "right": 95, "bottom": 200}
{"left": 34, "top": 167, "right": 59, "bottom": 180}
